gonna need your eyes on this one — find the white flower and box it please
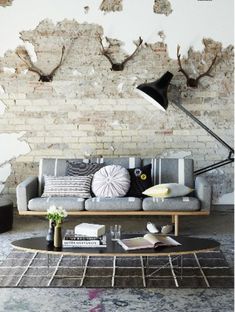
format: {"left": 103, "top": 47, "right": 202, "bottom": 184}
{"left": 47, "top": 205, "right": 57, "bottom": 214}
{"left": 47, "top": 205, "right": 67, "bottom": 220}
{"left": 58, "top": 206, "right": 68, "bottom": 218}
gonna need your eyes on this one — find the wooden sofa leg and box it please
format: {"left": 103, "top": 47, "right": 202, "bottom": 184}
{"left": 174, "top": 215, "right": 179, "bottom": 236}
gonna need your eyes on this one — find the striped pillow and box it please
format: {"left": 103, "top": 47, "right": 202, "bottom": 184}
{"left": 41, "top": 175, "right": 93, "bottom": 198}
{"left": 66, "top": 161, "right": 104, "bottom": 176}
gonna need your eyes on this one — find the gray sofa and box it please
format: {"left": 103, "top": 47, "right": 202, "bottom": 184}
{"left": 16, "top": 157, "right": 211, "bottom": 235}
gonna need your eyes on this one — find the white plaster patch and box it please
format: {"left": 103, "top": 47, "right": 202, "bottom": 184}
{"left": 213, "top": 191, "right": 234, "bottom": 205}
{"left": 3, "top": 67, "right": 15, "bottom": 74}
{"left": 160, "top": 150, "right": 192, "bottom": 158}
{"left": 110, "top": 120, "right": 122, "bottom": 129}
{"left": 0, "top": 0, "right": 233, "bottom": 58}
{"left": 0, "top": 163, "right": 11, "bottom": 182}
{"left": 0, "top": 100, "right": 6, "bottom": 114}
{"left": 88, "top": 67, "right": 95, "bottom": 76}
{"left": 0, "top": 85, "right": 5, "bottom": 94}
{"left": 110, "top": 145, "right": 115, "bottom": 152}
{"left": 129, "top": 77, "right": 137, "bottom": 85}
{"left": 0, "top": 132, "right": 31, "bottom": 165}
{"left": 72, "top": 70, "right": 82, "bottom": 76}
{"left": 21, "top": 69, "right": 28, "bottom": 75}
{"left": 117, "top": 82, "right": 124, "bottom": 93}
{"left": 0, "top": 132, "right": 30, "bottom": 194}
{"left": 24, "top": 41, "right": 37, "bottom": 63}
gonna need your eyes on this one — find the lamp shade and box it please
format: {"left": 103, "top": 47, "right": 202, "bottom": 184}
{"left": 136, "top": 71, "right": 173, "bottom": 111}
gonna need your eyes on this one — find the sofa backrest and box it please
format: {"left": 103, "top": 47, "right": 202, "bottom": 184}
{"left": 142, "top": 158, "right": 194, "bottom": 188}
{"left": 38, "top": 158, "right": 84, "bottom": 195}
{"left": 101, "top": 157, "right": 141, "bottom": 169}
{"left": 38, "top": 157, "right": 194, "bottom": 195}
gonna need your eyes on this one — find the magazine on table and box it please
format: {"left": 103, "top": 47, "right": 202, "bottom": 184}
{"left": 62, "top": 230, "right": 107, "bottom": 248}
{"left": 117, "top": 234, "right": 181, "bottom": 251}
{"left": 63, "top": 240, "right": 107, "bottom": 248}
{"left": 63, "top": 230, "right": 102, "bottom": 241}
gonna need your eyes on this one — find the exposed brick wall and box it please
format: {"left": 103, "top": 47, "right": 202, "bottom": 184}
{"left": 100, "top": 0, "right": 123, "bottom": 12}
{"left": 0, "top": 0, "right": 13, "bottom": 7}
{"left": 0, "top": 19, "right": 234, "bottom": 202}
{"left": 153, "top": 0, "right": 173, "bottom": 16}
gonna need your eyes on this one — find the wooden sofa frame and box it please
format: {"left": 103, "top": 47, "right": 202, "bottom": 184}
{"left": 18, "top": 210, "right": 210, "bottom": 236}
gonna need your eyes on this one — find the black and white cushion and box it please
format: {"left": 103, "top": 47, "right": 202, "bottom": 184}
{"left": 126, "top": 164, "right": 153, "bottom": 197}
{"left": 41, "top": 175, "right": 93, "bottom": 198}
{"left": 66, "top": 161, "right": 104, "bottom": 176}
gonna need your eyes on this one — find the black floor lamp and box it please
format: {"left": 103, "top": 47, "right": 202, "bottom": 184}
{"left": 136, "top": 71, "right": 234, "bottom": 175}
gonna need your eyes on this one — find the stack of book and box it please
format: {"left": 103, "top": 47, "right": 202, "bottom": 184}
{"left": 62, "top": 223, "right": 106, "bottom": 248}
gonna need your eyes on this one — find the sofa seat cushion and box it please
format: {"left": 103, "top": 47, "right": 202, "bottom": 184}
{"left": 28, "top": 197, "right": 85, "bottom": 211}
{"left": 85, "top": 197, "right": 142, "bottom": 211}
{"left": 142, "top": 197, "right": 200, "bottom": 211}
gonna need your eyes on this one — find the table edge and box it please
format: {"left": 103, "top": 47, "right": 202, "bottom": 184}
{"left": 11, "top": 242, "right": 220, "bottom": 257}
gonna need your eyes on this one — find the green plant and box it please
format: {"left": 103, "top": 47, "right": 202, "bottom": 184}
{"left": 47, "top": 205, "right": 67, "bottom": 225}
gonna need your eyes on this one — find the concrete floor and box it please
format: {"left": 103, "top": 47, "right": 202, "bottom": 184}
{"left": 0, "top": 206, "right": 234, "bottom": 312}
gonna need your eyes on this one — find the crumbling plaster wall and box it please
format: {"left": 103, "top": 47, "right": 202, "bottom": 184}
{"left": 0, "top": 0, "right": 234, "bottom": 205}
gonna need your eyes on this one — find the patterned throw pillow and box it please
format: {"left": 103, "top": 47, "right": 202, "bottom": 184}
{"left": 126, "top": 164, "right": 153, "bottom": 197}
{"left": 143, "top": 183, "right": 193, "bottom": 198}
{"left": 92, "top": 165, "right": 130, "bottom": 198}
{"left": 66, "top": 161, "right": 104, "bottom": 176}
{"left": 41, "top": 175, "right": 93, "bottom": 198}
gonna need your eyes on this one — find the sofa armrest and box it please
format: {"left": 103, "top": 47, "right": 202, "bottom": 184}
{"left": 195, "top": 176, "right": 211, "bottom": 213}
{"left": 16, "top": 176, "right": 39, "bottom": 212}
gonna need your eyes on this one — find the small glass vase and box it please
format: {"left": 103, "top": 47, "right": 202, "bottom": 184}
{"left": 46, "top": 220, "right": 55, "bottom": 247}
{"left": 54, "top": 223, "right": 62, "bottom": 248}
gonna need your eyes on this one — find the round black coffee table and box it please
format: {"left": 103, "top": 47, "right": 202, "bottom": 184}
{"left": 11, "top": 235, "right": 220, "bottom": 288}
{"left": 11, "top": 235, "right": 219, "bottom": 256}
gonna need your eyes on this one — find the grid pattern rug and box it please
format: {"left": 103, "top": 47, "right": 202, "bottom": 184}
{"left": 0, "top": 250, "right": 233, "bottom": 288}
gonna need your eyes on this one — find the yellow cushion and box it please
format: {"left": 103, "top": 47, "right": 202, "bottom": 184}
{"left": 142, "top": 186, "right": 169, "bottom": 197}
{"left": 143, "top": 183, "right": 193, "bottom": 198}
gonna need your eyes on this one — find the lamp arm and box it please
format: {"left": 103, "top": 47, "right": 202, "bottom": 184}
{"left": 171, "top": 102, "right": 234, "bottom": 175}
{"left": 136, "top": 77, "right": 234, "bottom": 176}
{"left": 194, "top": 158, "right": 233, "bottom": 175}
{"left": 173, "top": 102, "right": 234, "bottom": 155}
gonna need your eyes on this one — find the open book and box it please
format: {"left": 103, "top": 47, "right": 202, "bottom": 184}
{"left": 117, "top": 234, "right": 181, "bottom": 251}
